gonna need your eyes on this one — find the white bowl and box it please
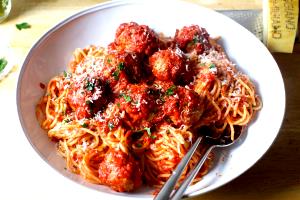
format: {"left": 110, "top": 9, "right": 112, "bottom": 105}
{"left": 17, "top": 0, "right": 285, "bottom": 199}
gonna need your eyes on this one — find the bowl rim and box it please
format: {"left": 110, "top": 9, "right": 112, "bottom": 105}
{"left": 16, "top": 0, "right": 286, "bottom": 198}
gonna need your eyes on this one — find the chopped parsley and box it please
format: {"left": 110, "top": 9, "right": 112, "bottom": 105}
{"left": 112, "top": 62, "right": 125, "bottom": 80}
{"left": 112, "top": 70, "right": 120, "bottom": 80}
{"left": 81, "top": 123, "right": 88, "bottom": 128}
{"left": 108, "top": 121, "right": 114, "bottom": 130}
{"left": 166, "top": 85, "right": 176, "bottom": 96}
{"left": 107, "top": 58, "right": 112, "bottom": 63}
{"left": 144, "top": 127, "right": 151, "bottom": 136}
{"left": 116, "top": 102, "right": 121, "bottom": 108}
{"left": 63, "top": 71, "right": 72, "bottom": 78}
{"left": 132, "top": 100, "right": 139, "bottom": 106}
{"left": 136, "top": 143, "right": 142, "bottom": 148}
{"left": 150, "top": 135, "right": 157, "bottom": 139}
{"left": 209, "top": 63, "right": 216, "bottom": 69}
{"left": 118, "top": 62, "right": 125, "bottom": 70}
{"left": 0, "top": 57, "right": 8, "bottom": 73}
{"left": 16, "top": 22, "right": 31, "bottom": 30}
{"left": 63, "top": 118, "right": 71, "bottom": 123}
{"left": 122, "top": 93, "right": 132, "bottom": 102}
{"left": 192, "top": 35, "right": 200, "bottom": 44}
{"left": 85, "top": 80, "right": 95, "bottom": 91}
{"left": 85, "top": 99, "right": 92, "bottom": 105}
{"left": 144, "top": 127, "right": 156, "bottom": 139}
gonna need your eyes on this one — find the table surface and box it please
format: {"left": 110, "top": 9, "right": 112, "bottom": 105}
{"left": 0, "top": 1, "right": 299, "bottom": 200}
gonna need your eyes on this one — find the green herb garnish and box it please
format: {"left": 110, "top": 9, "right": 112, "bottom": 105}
{"left": 150, "top": 135, "right": 157, "bottom": 139}
{"left": 209, "top": 63, "right": 216, "bottom": 69}
{"left": 86, "top": 99, "right": 93, "bottom": 104}
{"left": 136, "top": 143, "right": 142, "bottom": 148}
{"left": 112, "top": 62, "right": 125, "bottom": 80}
{"left": 144, "top": 127, "right": 151, "bottom": 136}
{"left": 166, "top": 85, "right": 176, "bottom": 96}
{"left": 118, "top": 62, "right": 124, "bottom": 70}
{"left": 122, "top": 93, "right": 132, "bottom": 102}
{"left": 107, "top": 58, "right": 112, "bottom": 63}
{"left": 116, "top": 102, "right": 121, "bottom": 108}
{"left": 81, "top": 123, "right": 88, "bottom": 128}
{"left": 16, "top": 22, "right": 31, "bottom": 30}
{"left": 112, "top": 70, "right": 120, "bottom": 80}
{"left": 63, "top": 71, "right": 72, "bottom": 78}
{"left": 192, "top": 35, "right": 200, "bottom": 44}
{"left": 108, "top": 122, "right": 114, "bottom": 130}
{"left": 85, "top": 80, "right": 94, "bottom": 91}
{"left": 0, "top": 57, "right": 8, "bottom": 73}
{"left": 63, "top": 118, "right": 71, "bottom": 123}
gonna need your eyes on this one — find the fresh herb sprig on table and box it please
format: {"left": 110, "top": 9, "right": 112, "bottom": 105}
{"left": 16, "top": 22, "right": 31, "bottom": 30}
{"left": 0, "top": 58, "right": 8, "bottom": 73}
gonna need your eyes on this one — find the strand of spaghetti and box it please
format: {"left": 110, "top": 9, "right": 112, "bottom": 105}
{"left": 232, "top": 104, "right": 250, "bottom": 125}
{"left": 254, "top": 96, "right": 263, "bottom": 110}
{"left": 210, "top": 79, "right": 221, "bottom": 99}
{"left": 231, "top": 99, "right": 239, "bottom": 118}
{"left": 218, "top": 97, "right": 231, "bottom": 119}
{"left": 237, "top": 78, "right": 256, "bottom": 106}
{"left": 226, "top": 117, "right": 235, "bottom": 140}
{"left": 207, "top": 96, "right": 222, "bottom": 121}
{"left": 48, "top": 91, "right": 68, "bottom": 129}
{"left": 80, "top": 153, "right": 101, "bottom": 183}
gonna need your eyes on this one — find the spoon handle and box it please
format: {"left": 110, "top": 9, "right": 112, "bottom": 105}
{"left": 170, "top": 145, "right": 215, "bottom": 200}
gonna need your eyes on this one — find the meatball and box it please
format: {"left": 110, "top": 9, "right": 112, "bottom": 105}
{"left": 116, "top": 83, "right": 155, "bottom": 126}
{"left": 149, "top": 48, "right": 186, "bottom": 82}
{"left": 67, "top": 76, "right": 111, "bottom": 119}
{"left": 98, "top": 149, "right": 142, "bottom": 192}
{"left": 175, "top": 25, "right": 211, "bottom": 54}
{"left": 123, "top": 52, "right": 144, "bottom": 83}
{"left": 113, "top": 22, "right": 158, "bottom": 55}
{"left": 98, "top": 50, "right": 145, "bottom": 93}
{"left": 162, "top": 86, "right": 204, "bottom": 126}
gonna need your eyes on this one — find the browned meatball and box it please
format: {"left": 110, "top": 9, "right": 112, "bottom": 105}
{"left": 175, "top": 25, "right": 211, "bottom": 54}
{"left": 97, "top": 50, "right": 146, "bottom": 94}
{"left": 115, "top": 83, "right": 155, "bottom": 126}
{"left": 113, "top": 22, "right": 158, "bottom": 55}
{"left": 149, "top": 48, "right": 186, "bottom": 82}
{"left": 162, "top": 86, "right": 204, "bottom": 126}
{"left": 67, "top": 76, "right": 111, "bottom": 119}
{"left": 98, "top": 149, "right": 142, "bottom": 192}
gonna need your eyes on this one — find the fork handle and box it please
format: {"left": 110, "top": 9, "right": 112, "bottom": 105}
{"left": 154, "top": 136, "right": 203, "bottom": 200}
{"left": 170, "top": 145, "right": 215, "bottom": 200}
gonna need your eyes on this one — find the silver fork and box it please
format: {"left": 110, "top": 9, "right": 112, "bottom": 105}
{"left": 154, "top": 128, "right": 243, "bottom": 200}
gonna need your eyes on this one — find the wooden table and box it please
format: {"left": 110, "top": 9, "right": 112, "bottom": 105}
{"left": 0, "top": 1, "right": 299, "bottom": 200}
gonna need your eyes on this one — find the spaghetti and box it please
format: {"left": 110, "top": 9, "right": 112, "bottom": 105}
{"left": 36, "top": 22, "right": 262, "bottom": 193}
